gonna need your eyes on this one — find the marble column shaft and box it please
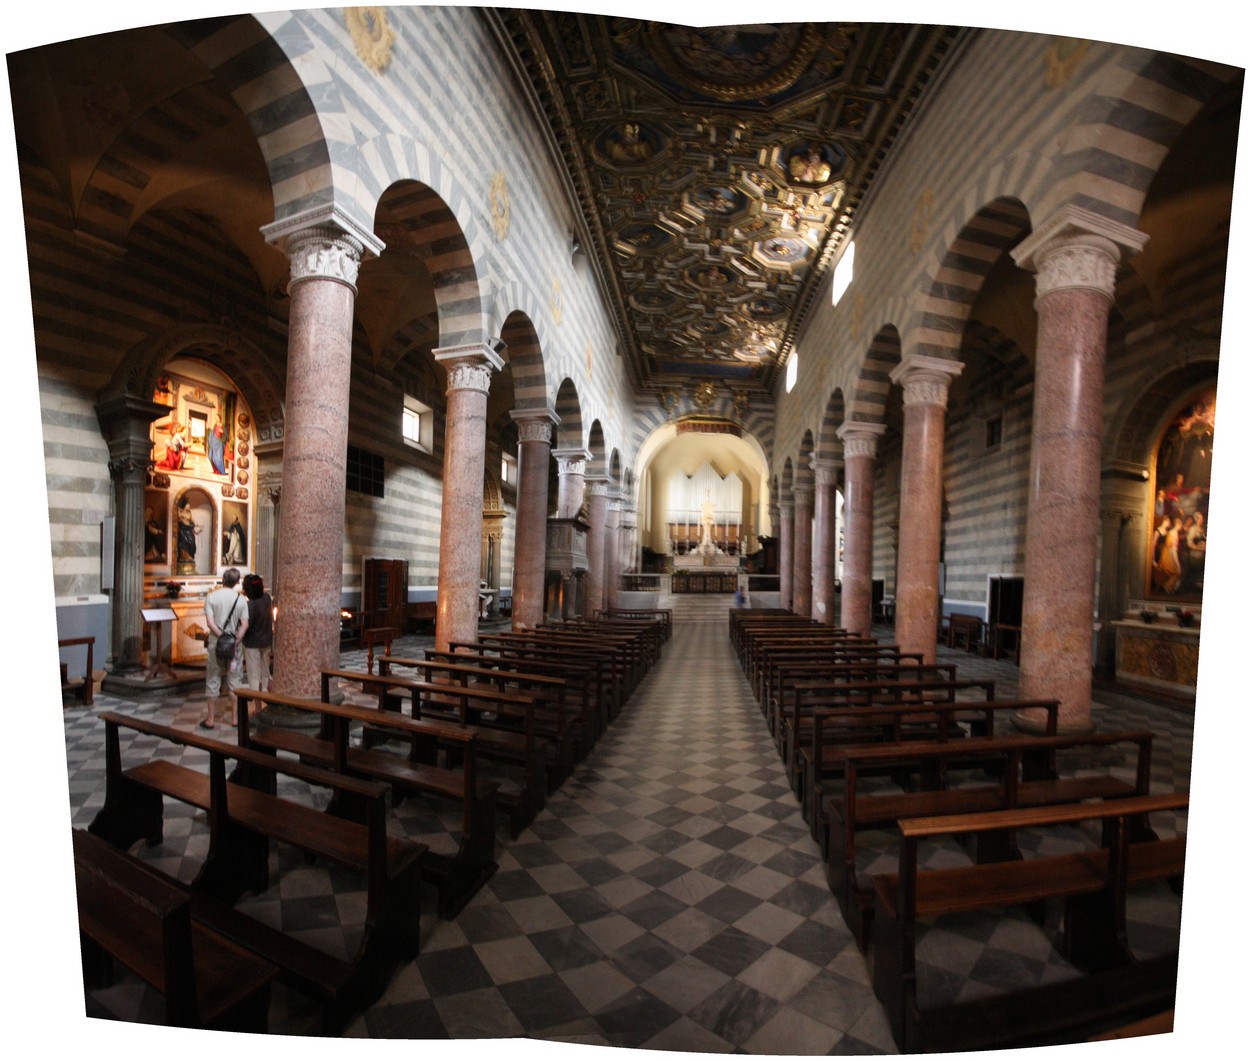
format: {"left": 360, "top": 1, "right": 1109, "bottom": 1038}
{"left": 583, "top": 478, "right": 610, "bottom": 616}
{"left": 810, "top": 458, "right": 842, "bottom": 626}
{"left": 838, "top": 422, "right": 885, "bottom": 636}
{"left": 604, "top": 490, "right": 622, "bottom": 610}
{"left": 890, "top": 356, "right": 962, "bottom": 663}
{"left": 510, "top": 410, "right": 557, "bottom": 630}
{"left": 270, "top": 227, "right": 363, "bottom": 698}
{"left": 1012, "top": 219, "right": 1142, "bottom": 731}
{"left": 435, "top": 345, "right": 504, "bottom": 654}
{"left": 777, "top": 499, "right": 795, "bottom": 612}
{"left": 552, "top": 448, "right": 590, "bottom": 518}
{"left": 791, "top": 487, "right": 814, "bottom": 617}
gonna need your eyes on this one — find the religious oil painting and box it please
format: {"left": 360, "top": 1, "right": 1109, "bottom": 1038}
{"left": 1147, "top": 386, "right": 1214, "bottom": 602}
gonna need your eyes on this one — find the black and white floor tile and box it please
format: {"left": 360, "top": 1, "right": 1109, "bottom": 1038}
{"left": 60, "top": 600, "right": 1192, "bottom": 1051}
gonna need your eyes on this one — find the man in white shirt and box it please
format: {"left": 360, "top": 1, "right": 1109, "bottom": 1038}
{"left": 202, "top": 566, "right": 248, "bottom": 728}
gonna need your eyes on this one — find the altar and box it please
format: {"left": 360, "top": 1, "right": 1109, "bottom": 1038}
{"left": 1111, "top": 617, "right": 1201, "bottom": 699}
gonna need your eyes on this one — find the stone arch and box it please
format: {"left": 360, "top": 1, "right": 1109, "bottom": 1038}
{"left": 373, "top": 178, "right": 488, "bottom": 352}
{"left": 554, "top": 379, "right": 584, "bottom": 451}
{"left": 848, "top": 325, "right": 903, "bottom": 424}
{"left": 816, "top": 388, "right": 847, "bottom": 463}
{"left": 907, "top": 197, "right": 1033, "bottom": 363}
{"left": 608, "top": 449, "right": 622, "bottom": 484}
{"left": 102, "top": 323, "right": 286, "bottom": 445}
{"left": 494, "top": 291, "right": 552, "bottom": 410}
{"left": 795, "top": 430, "right": 816, "bottom": 492}
{"left": 587, "top": 421, "right": 607, "bottom": 478}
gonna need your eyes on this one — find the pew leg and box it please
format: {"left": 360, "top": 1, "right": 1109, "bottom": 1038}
{"left": 1063, "top": 891, "right": 1131, "bottom": 972}
{"left": 88, "top": 777, "right": 164, "bottom": 850}
{"left": 193, "top": 819, "right": 270, "bottom": 903}
{"left": 424, "top": 792, "right": 499, "bottom": 919}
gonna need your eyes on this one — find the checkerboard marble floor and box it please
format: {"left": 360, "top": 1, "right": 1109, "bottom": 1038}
{"left": 61, "top": 603, "right": 1192, "bottom": 1051}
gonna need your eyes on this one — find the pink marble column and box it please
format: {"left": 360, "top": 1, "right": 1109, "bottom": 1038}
{"left": 603, "top": 487, "right": 622, "bottom": 610}
{"left": 791, "top": 486, "right": 814, "bottom": 617}
{"left": 264, "top": 223, "right": 370, "bottom": 699}
{"left": 810, "top": 457, "right": 842, "bottom": 626}
{"left": 889, "top": 356, "right": 963, "bottom": 663}
{"left": 552, "top": 447, "right": 590, "bottom": 517}
{"left": 434, "top": 343, "right": 504, "bottom": 654}
{"left": 510, "top": 408, "right": 558, "bottom": 630}
{"left": 837, "top": 421, "right": 885, "bottom": 636}
{"left": 583, "top": 477, "right": 610, "bottom": 616}
{"left": 777, "top": 498, "right": 795, "bottom": 611}
{"left": 1011, "top": 211, "right": 1146, "bottom": 732}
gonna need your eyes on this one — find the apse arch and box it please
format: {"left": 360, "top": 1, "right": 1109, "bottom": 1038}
{"left": 554, "top": 379, "right": 584, "bottom": 452}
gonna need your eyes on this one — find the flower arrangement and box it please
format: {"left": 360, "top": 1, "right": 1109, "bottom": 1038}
{"left": 162, "top": 580, "right": 185, "bottom": 598}
{"left": 1177, "top": 609, "right": 1197, "bottom": 628}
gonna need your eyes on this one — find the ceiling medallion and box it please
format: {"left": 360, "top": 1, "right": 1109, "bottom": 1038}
{"left": 644, "top": 23, "right": 822, "bottom": 102}
{"left": 489, "top": 171, "right": 511, "bottom": 241}
{"left": 691, "top": 380, "right": 718, "bottom": 410}
{"left": 346, "top": 8, "right": 395, "bottom": 75}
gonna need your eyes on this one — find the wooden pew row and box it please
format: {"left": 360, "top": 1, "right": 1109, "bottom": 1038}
{"left": 791, "top": 679, "right": 1001, "bottom": 822}
{"left": 474, "top": 633, "right": 627, "bottom": 720}
{"left": 536, "top": 621, "right": 659, "bottom": 691}
{"left": 87, "top": 711, "right": 426, "bottom": 1028}
{"left": 234, "top": 687, "right": 498, "bottom": 919}
{"left": 872, "top": 792, "right": 1187, "bottom": 1053}
{"left": 378, "top": 654, "right": 581, "bottom": 775}
{"left": 319, "top": 667, "right": 549, "bottom": 839}
{"left": 441, "top": 643, "right": 612, "bottom": 745}
{"left": 746, "top": 634, "right": 880, "bottom": 697}
{"left": 827, "top": 726, "right": 1151, "bottom": 949}
{"left": 775, "top": 663, "right": 965, "bottom": 768}
{"left": 73, "top": 827, "right": 277, "bottom": 1032}
{"left": 595, "top": 607, "right": 673, "bottom": 642}
{"left": 755, "top": 644, "right": 922, "bottom": 715}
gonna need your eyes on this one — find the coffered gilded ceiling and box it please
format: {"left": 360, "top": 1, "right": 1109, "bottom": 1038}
{"left": 494, "top": 13, "right": 964, "bottom": 397}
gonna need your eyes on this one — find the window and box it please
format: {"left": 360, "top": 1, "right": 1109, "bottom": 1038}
{"left": 402, "top": 394, "right": 433, "bottom": 453}
{"left": 346, "top": 444, "right": 385, "bottom": 497}
{"left": 985, "top": 415, "right": 1003, "bottom": 450}
{"left": 786, "top": 354, "right": 799, "bottom": 394}
{"left": 831, "top": 240, "right": 855, "bottom": 306}
{"left": 502, "top": 454, "right": 517, "bottom": 484}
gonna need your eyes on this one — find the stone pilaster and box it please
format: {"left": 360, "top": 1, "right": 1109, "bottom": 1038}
{"left": 791, "top": 486, "right": 814, "bottom": 617}
{"left": 777, "top": 498, "right": 795, "bottom": 612}
{"left": 583, "top": 477, "right": 611, "bottom": 616}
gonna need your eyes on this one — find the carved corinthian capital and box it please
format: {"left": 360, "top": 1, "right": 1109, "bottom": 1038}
{"left": 890, "top": 354, "right": 963, "bottom": 409}
{"left": 286, "top": 227, "right": 365, "bottom": 291}
{"left": 435, "top": 342, "right": 505, "bottom": 396}
{"left": 837, "top": 420, "right": 887, "bottom": 460}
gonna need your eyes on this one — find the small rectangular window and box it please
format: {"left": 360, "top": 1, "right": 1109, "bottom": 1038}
{"left": 785, "top": 354, "right": 799, "bottom": 394}
{"left": 502, "top": 454, "right": 517, "bottom": 484}
{"left": 985, "top": 415, "right": 1003, "bottom": 450}
{"left": 402, "top": 394, "right": 433, "bottom": 453}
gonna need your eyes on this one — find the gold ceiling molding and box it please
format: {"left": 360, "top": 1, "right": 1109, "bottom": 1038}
{"left": 488, "top": 170, "right": 511, "bottom": 241}
{"left": 346, "top": 8, "right": 395, "bottom": 75}
{"left": 1044, "top": 38, "right": 1091, "bottom": 89}
{"left": 644, "top": 23, "right": 823, "bottom": 103}
{"left": 676, "top": 417, "right": 741, "bottom": 436}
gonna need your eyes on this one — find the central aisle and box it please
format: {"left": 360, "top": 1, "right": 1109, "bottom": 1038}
{"left": 365, "top": 608, "right": 893, "bottom": 1050}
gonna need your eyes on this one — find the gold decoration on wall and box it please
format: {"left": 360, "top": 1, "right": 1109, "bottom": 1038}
{"left": 1044, "top": 38, "right": 1091, "bottom": 89}
{"left": 550, "top": 277, "right": 563, "bottom": 325}
{"left": 851, "top": 292, "right": 865, "bottom": 338}
{"left": 489, "top": 170, "right": 511, "bottom": 240}
{"left": 732, "top": 390, "right": 750, "bottom": 419}
{"left": 346, "top": 8, "right": 395, "bottom": 75}
{"left": 909, "top": 186, "right": 935, "bottom": 254}
{"left": 692, "top": 380, "right": 718, "bottom": 410}
{"left": 586, "top": 340, "right": 593, "bottom": 377}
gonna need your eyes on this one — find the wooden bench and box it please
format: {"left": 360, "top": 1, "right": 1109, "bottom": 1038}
{"left": 234, "top": 686, "right": 499, "bottom": 920}
{"left": 380, "top": 655, "right": 578, "bottom": 778}
{"left": 73, "top": 827, "right": 277, "bottom": 1031}
{"left": 59, "top": 636, "right": 95, "bottom": 705}
{"left": 443, "top": 643, "right": 612, "bottom": 744}
{"left": 475, "top": 633, "right": 628, "bottom": 722}
{"left": 406, "top": 600, "right": 437, "bottom": 634}
{"left": 942, "top": 611, "right": 985, "bottom": 653}
{"left": 871, "top": 791, "right": 1187, "bottom": 1052}
{"left": 87, "top": 710, "right": 427, "bottom": 1022}
{"left": 322, "top": 666, "right": 550, "bottom": 838}
{"left": 826, "top": 724, "right": 1147, "bottom": 948}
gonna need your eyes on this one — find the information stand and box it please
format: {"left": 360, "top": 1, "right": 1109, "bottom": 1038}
{"left": 141, "top": 606, "right": 179, "bottom": 681}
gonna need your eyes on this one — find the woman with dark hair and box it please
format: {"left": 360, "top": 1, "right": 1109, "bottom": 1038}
{"left": 241, "top": 573, "right": 274, "bottom": 704}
